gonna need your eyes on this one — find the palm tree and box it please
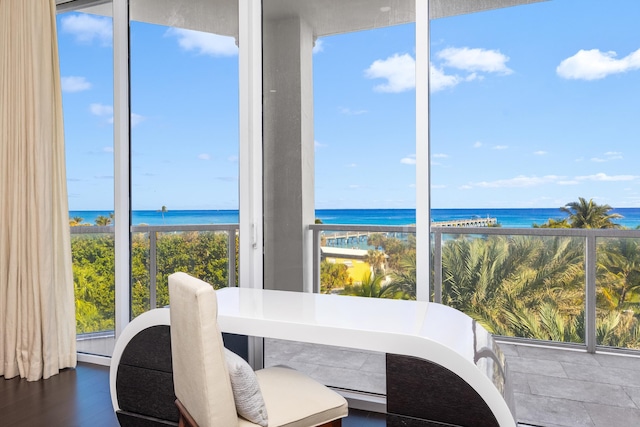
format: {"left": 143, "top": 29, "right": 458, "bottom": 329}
{"left": 441, "top": 234, "right": 584, "bottom": 339}
{"left": 598, "top": 239, "right": 640, "bottom": 309}
{"left": 533, "top": 218, "right": 570, "bottom": 228}
{"left": 159, "top": 205, "right": 168, "bottom": 223}
{"left": 560, "top": 197, "right": 622, "bottom": 229}
{"left": 341, "top": 271, "right": 395, "bottom": 298}
{"left": 388, "top": 252, "right": 416, "bottom": 299}
{"left": 365, "top": 249, "right": 386, "bottom": 275}
{"left": 95, "top": 215, "right": 112, "bottom": 226}
{"left": 69, "top": 216, "right": 84, "bottom": 226}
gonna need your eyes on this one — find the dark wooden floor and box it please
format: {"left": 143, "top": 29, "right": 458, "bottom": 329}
{"left": 0, "top": 362, "right": 384, "bottom": 427}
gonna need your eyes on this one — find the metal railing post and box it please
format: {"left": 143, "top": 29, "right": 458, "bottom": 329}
{"left": 433, "top": 230, "right": 443, "bottom": 303}
{"left": 585, "top": 235, "right": 597, "bottom": 353}
{"left": 228, "top": 228, "right": 237, "bottom": 287}
{"left": 313, "top": 228, "right": 320, "bottom": 293}
{"left": 149, "top": 231, "right": 157, "bottom": 310}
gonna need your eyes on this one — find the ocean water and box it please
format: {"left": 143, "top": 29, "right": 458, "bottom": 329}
{"left": 69, "top": 207, "right": 640, "bottom": 229}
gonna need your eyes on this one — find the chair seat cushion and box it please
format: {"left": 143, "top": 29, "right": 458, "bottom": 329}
{"left": 237, "top": 366, "right": 348, "bottom": 427}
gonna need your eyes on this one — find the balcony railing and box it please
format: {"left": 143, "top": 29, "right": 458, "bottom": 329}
{"left": 311, "top": 224, "right": 640, "bottom": 355}
{"left": 71, "top": 223, "right": 640, "bottom": 355}
{"left": 130, "top": 224, "right": 238, "bottom": 309}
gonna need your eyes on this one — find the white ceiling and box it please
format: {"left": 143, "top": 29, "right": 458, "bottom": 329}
{"left": 57, "top": 0, "right": 547, "bottom": 38}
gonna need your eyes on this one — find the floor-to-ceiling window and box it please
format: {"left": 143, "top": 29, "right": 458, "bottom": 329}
{"left": 314, "top": 22, "right": 417, "bottom": 301}
{"left": 429, "top": 0, "right": 640, "bottom": 351}
{"left": 129, "top": 0, "right": 240, "bottom": 318}
{"left": 57, "top": 0, "right": 243, "bottom": 358}
{"left": 57, "top": 3, "right": 116, "bottom": 357}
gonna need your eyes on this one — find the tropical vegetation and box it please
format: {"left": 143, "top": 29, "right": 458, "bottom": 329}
{"left": 72, "top": 229, "right": 234, "bottom": 333}
{"left": 71, "top": 198, "right": 640, "bottom": 349}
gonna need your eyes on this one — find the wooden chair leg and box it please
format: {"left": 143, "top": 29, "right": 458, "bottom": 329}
{"left": 175, "top": 399, "right": 199, "bottom": 427}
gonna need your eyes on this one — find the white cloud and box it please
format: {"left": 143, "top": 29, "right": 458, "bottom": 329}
{"left": 459, "top": 185, "right": 473, "bottom": 190}
{"left": 534, "top": 150, "right": 547, "bottom": 155}
{"left": 430, "top": 65, "right": 460, "bottom": 92}
{"left": 90, "top": 104, "right": 144, "bottom": 127}
{"left": 315, "top": 141, "right": 327, "bottom": 149}
{"left": 313, "top": 39, "right": 324, "bottom": 54}
{"left": 433, "top": 153, "right": 449, "bottom": 158}
{"left": 228, "top": 155, "right": 239, "bottom": 162}
{"left": 460, "top": 173, "right": 640, "bottom": 189}
{"left": 166, "top": 28, "right": 238, "bottom": 57}
{"left": 470, "top": 175, "right": 562, "bottom": 188}
{"left": 61, "top": 76, "right": 92, "bottom": 93}
{"left": 437, "top": 47, "right": 513, "bottom": 75}
{"left": 61, "top": 14, "right": 112, "bottom": 46}
{"left": 575, "top": 173, "right": 637, "bottom": 182}
{"left": 198, "top": 154, "right": 211, "bottom": 160}
{"left": 103, "top": 146, "right": 113, "bottom": 153}
{"left": 591, "top": 151, "right": 623, "bottom": 162}
{"left": 366, "top": 49, "right": 503, "bottom": 93}
{"left": 90, "top": 103, "right": 113, "bottom": 117}
{"left": 339, "top": 107, "right": 367, "bottom": 115}
{"left": 400, "top": 154, "right": 416, "bottom": 165}
{"left": 432, "top": 184, "right": 447, "bottom": 189}
{"left": 493, "top": 145, "right": 508, "bottom": 150}
{"left": 346, "top": 163, "right": 358, "bottom": 168}
{"left": 473, "top": 141, "right": 483, "bottom": 148}
{"left": 365, "top": 53, "right": 416, "bottom": 93}
{"left": 131, "top": 113, "right": 145, "bottom": 127}
{"left": 557, "top": 48, "right": 640, "bottom": 80}
{"left": 349, "top": 184, "right": 362, "bottom": 189}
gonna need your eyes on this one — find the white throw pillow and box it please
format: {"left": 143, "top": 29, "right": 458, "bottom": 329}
{"left": 224, "top": 348, "right": 269, "bottom": 426}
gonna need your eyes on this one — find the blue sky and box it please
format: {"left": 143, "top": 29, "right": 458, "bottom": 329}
{"left": 58, "top": 0, "right": 640, "bottom": 211}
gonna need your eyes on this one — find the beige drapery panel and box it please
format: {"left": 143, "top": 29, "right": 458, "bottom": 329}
{"left": 0, "top": 0, "right": 77, "bottom": 381}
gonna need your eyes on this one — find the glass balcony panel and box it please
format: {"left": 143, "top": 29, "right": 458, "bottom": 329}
{"left": 320, "top": 229, "right": 416, "bottom": 299}
{"left": 440, "top": 233, "right": 586, "bottom": 345}
{"left": 596, "top": 237, "right": 640, "bottom": 350}
{"left": 71, "top": 229, "right": 116, "bottom": 356}
{"left": 130, "top": 226, "right": 237, "bottom": 318}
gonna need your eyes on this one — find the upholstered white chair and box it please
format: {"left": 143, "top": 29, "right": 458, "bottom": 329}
{"left": 168, "top": 272, "right": 348, "bottom": 427}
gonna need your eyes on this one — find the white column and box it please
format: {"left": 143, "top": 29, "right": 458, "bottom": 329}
{"left": 239, "top": 0, "right": 265, "bottom": 369}
{"left": 239, "top": 0, "right": 264, "bottom": 291}
{"left": 416, "top": 0, "right": 431, "bottom": 302}
{"left": 262, "top": 15, "right": 315, "bottom": 293}
{"left": 113, "top": 0, "right": 131, "bottom": 339}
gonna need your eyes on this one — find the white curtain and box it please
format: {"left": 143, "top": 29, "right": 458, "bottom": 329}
{"left": 0, "top": 0, "right": 77, "bottom": 381}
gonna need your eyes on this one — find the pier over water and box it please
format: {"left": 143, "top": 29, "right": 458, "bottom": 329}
{"left": 434, "top": 217, "right": 498, "bottom": 227}
{"left": 323, "top": 217, "right": 498, "bottom": 247}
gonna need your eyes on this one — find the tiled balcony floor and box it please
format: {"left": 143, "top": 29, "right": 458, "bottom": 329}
{"left": 265, "top": 339, "right": 640, "bottom": 427}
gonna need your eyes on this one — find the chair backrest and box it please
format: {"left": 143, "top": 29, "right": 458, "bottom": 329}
{"left": 168, "top": 272, "right": 238, "bottom": 427}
